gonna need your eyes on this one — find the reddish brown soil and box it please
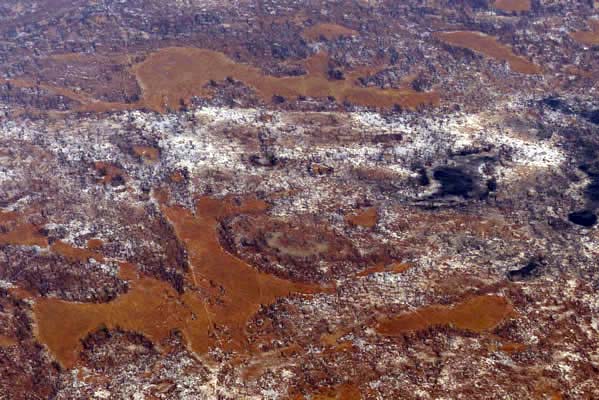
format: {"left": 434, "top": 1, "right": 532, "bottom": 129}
{"left": 0, "top": 211, "right": 47, "bottom": 247}
{"left": 499, "top": 342, "right": 527, "bottom": 353}
{"left": 356, "top": 262, "right": 411, "bottom": 277}
{"left": 570, "top": 19, "right": 599, "bottom": 46}
{"left": 75, "top": 100, "right": 137, "bottom": 113}
{"left": 493, "top": 0, "right": 531, "bottom": 12}
{"left": 159, "top": 195, "right": 328, "bottom": 345}
{"left": 34, "top": 262, "right": 204, "bottom": 368}
{"left": 86, "top": 238, "right": 103, "bottom": 250}
{"left": 436, "top": 31, "right": 541, "bottom": 74}
{"left": 38, "top": 52, "right": 141, "bottom": 102}
{"left": 3, "top": 44, "right": 439, "bottom": 114}
{"left": 288, "top": 383, "right": 362, "bottom": 400}
{"left": 0, "top": 77, "right": 90, "bottom": 104}
{"left": 302, "top": 23, "right": 358, "bottom": 41}
{"left": 377, "top": 295, "right": 515, "bottom": 335}
{"left": 132, "top": 145, "right": 160, "bottom": 162}
{"left": 0, "top": 335, "right": 16, "bottom": 347}
{"left": 311, "top": 384, "right": 362, "bottom": 400}
{"left": 345, "top": 207, "right": 378, "bottom": 228}
{"left": 50, "top": 240, "right": 105, "bottom": 263}
{"left": 94, "top": 162, "right": 126, "bottom": 185}
{"left": 221, "top": 213, "right": 383, "bottom": 282}
{"left": 391, "top": 206, "right": 526, "bottom": 241}
{"left": 169, "top": 171, "right": 186, "bottom": 183}
{"left": 0, "top": 77, "right": 136, "bottom": 114}
{"left": 132, "top": 47, "right": 439, "bottom": 112}
{"left": 33, "top": 194, "right": 329, "bottom": 368}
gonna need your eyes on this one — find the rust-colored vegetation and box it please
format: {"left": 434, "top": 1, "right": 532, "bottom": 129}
{"left": 493, "top": 0, "right": 531, "bottom": 12}
{"left": 302, "top": 23, "right": 358, "bottom": 41}
{"left": 377, "top": 295, "right": 515, "bottom": 335}
{"left": 436, "top": 31, "right": 541, "bottom": 74}
{"left": 132, "top": 47, "right": 439, "bottom": 112}
{"left": 33, "top": 194, "right": 328, "bottom": 368}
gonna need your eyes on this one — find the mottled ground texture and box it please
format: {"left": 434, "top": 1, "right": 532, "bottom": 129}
{"left": 1, "top": 0, "right": 599, "bottom": 399}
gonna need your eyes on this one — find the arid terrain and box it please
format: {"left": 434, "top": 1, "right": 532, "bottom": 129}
{"left": 1, "top": 0, "right": 599, "bottom": 399}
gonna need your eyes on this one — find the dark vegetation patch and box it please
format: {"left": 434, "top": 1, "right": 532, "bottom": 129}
{"left": 540, "top": 98, "right": 599, "bottom": 125}
{"left": 433, "top": 167, "right": 474, "bottom": 197}
{"left": 327, "top": 68, "right": 345, "bottom": 80}
{"left": 507, "top": 258, "right": 542, "bottom": 281}
{"left": 582, "top": 109, "right": 599, "bottom": 125}
{"left": 579, "top": 162, "right": 599, "bottom": 203}
{"left": 579, "top": 161, "right": 599, "bottom": 177}
{"left": 442, "top": 0, "right": 489, "bottom": 10}
{"left": 417, "top": 168, "right": 430, "bottom": 186}
{"left": 372, "top": 133, "right": 403, "bottom": 143}
{"left": 249, "top": 153, "right": 278, "bottom": 167}
{"left": 568, "top": 210, "right": 597, "bottom": 227}
{"left": 577, "top": 158, "right": 599, "bottom": 206}
{"left": 540, "top": 96, "right": 572, "bottom": 114}
{"left": 451, "top": 145, "right": 493, "bottom": 157}
{"left": 541, "top": 96, "right": 562, "bottom": 110}
{"left": 585, "top": 178, "right": 599, "bottom": 203}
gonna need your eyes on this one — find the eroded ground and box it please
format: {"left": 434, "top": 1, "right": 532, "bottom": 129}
{"left": 1, "top": 0, "right": 599, "bottom": 399}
